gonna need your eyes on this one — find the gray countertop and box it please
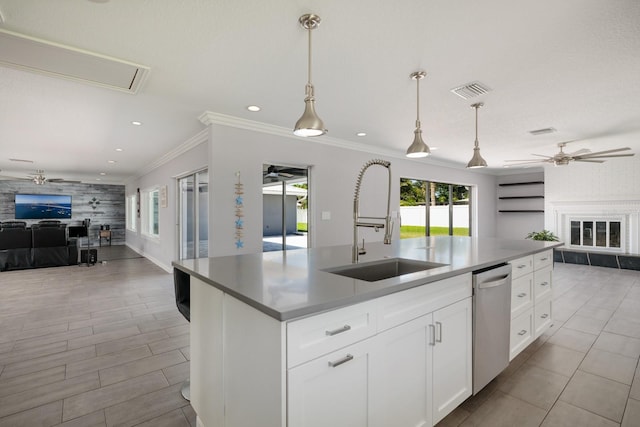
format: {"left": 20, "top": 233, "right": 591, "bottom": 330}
{"left": 172, "top": 236, "right": 562, "bottom": 321}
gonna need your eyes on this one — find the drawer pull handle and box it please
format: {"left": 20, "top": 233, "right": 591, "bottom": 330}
{"left": 326, "top": 325, "right": 351, "bottom": 336}
{"left": 518, "top": 329, "right": 527, "bottom": 336}
{"left": 541, "top": 314, "right": 549, "bottom": 319}
{"left": 540, "top": 282, "right": 549, "bottom": 287}
{"left": 436, "top": 321, "right": 443, "bottom": 343}
{"left": 328, "top": 354, "right": 354, "bottom": 368}
{"left": 517, "top": 293, "right": 527, "bottom": 298}
{"left": 540, "top": 257, "right": 548, "bottom": 261}
{"left": 517, "top": 264, "right": 527, "bottom": 269}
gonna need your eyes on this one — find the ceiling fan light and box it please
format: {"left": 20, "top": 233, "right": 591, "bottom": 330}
{"left": 294, "top": 95, "right": 326, "bottom": 137}
{"left": 467, "top": 147, "right": 488, "bottom": 168}
{"left": 406, "top": 129, "right": 430, "bottom": 158}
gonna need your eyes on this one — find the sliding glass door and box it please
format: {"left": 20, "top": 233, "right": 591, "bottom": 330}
{"left": 178, "top": 170, "right": 209, "bottom": 259}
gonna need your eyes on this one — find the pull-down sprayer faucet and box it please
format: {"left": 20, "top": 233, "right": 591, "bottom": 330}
{"left": 352, "top": 159, "right": 392, "bottom": 263}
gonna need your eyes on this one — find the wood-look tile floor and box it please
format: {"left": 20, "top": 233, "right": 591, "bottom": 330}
{"left": 0, "top": 258, "right": 193, "bottom": 427}
{"left": 438, "top": 263, "right": 640, "bottom": 427}
{"left": 1, "top": 257, "right": 639, "bottom": 426}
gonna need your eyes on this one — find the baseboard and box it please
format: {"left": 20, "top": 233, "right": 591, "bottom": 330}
{"left": 125, "top": 243, "right": 173, "bottom": 273}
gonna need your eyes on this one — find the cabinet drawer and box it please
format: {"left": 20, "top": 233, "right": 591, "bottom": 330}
{"left": 511, "top": 275, "right": 533, "bottom": 318}
{"left": 534, "top": 250, "right": 553, "bottom": 270}
{"left": 510, "top": 308, "right": 533, "bottom": 361}
{"left": 377, "top": 273, "right": 471, "bottom": 332}
{"left": 287, "top": 300, "right": 377, "bottom": 368}
{"left": 534, "top": 297, "right": 552, "bottom": 338}
{"left": 534, "top": 266, "right": 552, "bottom": 301}
{"left": 509, "top": 255, "right": 533, "bottom": 279}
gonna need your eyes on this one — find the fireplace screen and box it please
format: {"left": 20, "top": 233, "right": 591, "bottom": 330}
{"left": 570, "top": 220, "right": 621, "bottom": 249}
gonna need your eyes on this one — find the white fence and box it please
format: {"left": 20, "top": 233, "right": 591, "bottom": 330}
{"left": 400, "top": 205, "right": 469, "bottom": 228}
{"left": 296, "top": 206, "right": 468, "bottom": 228}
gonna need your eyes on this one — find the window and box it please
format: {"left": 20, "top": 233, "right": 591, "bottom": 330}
{"left": 399, "top": 179, "right": 472, "bottom": 238}
{"left": 142, "top": 188, "right": 160, "bottom": 238}
{"left": 126, "top": 194, "right": 137, "bottom": 231}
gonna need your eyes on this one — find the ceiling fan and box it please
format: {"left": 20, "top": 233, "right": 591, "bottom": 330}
{"left": 0, "top": 169, "right": 81, "bottom": 185}
{"left": 505, "top": 142, "right": 634, "bottom": 167}
{"left": 263, "top": 165, "right": 295, "bottom": 181}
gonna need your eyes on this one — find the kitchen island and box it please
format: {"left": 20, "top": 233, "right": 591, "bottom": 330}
{"left": 173, "top": 236, "right": 561, "bottom": 427}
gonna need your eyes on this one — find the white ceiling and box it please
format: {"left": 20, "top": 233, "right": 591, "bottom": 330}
{"left": 0, "top": 0, "right": 639, "bottom": 184}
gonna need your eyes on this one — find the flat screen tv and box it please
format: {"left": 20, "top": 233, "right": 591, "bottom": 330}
{"left": 15, "top": 194, "right": 72, "bottom": 219}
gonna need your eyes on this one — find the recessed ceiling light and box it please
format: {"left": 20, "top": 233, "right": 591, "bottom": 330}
{"left": 131, "top": 121, "right": 142, "bottom": 126}
{"left": 115, "top": 148, "right": 123, "bottom": 152}
{"left": 247, "top": 105, "right": 261, "bottom": 112}
{"left": 96, "top": 178, "right": 101, "bottom": 181}
{"left": 107, "top": 160, "right": 116, "bottom": 164}
{"left": 430, "top": 147, "right": 439, "bottom": 151}
{"left": 356, "top": 132, "right": 367, "bottom": 137}
{"left": 100, "top": 172, "right": 106, "bottom": 176}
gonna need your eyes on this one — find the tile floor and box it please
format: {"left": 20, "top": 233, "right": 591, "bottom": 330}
{"left": 0, "top": 257, "right": 638, "bottom": 426}
{"left": 438, "top": 262, "right": 640, "bottom": 427}
{"left": 0, "top": 257, "right": 193, "bottom": 426}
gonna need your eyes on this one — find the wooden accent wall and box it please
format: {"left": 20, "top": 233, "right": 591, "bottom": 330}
{"left": 0, "top": 180, "right": 126, "bottom": 245}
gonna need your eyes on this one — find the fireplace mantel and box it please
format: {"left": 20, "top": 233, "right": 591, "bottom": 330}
{"left": 549, "top": 200, "right": 640, "bottom": 255}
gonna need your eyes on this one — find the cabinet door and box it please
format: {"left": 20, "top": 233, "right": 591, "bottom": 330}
{"left": 370, "top": 315, "right": 432, "bottom": 427}
{"left": 288, "top": 338, "right": 373, "bottom": 427}
{"left": 432, "top": 298, "right": 473, "bottom": 424}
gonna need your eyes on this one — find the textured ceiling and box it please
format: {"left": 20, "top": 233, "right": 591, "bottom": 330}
{"left": 0, "top": 0, "right": 639, "bottom": 183}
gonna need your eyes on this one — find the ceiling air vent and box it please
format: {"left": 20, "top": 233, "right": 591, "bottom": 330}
{"left": 450, "top": 81, "right": 491, "bottom": 99}
{"left": 0, "top": 28, "right": 149, "bottom": 94}
{"left": 528, "top": 127, "right": 557, "bottom": 136}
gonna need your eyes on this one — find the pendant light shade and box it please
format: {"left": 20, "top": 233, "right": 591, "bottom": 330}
{"left": 406, "top": 71, "right": 430, "bottom": 158}
{"left": 466, "top": 102, "right": 488, "bottom": 168}
{"left": 294, "top": 14, "right": 327, "bottom": 137}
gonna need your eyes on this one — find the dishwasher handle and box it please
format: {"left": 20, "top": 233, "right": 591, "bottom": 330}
{"left": 477, "top": 274, "right": 510, "bottom": 289}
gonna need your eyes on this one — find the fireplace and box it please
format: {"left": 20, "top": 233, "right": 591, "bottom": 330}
{"left": 549, "top": 200, "right": 640, "bottom": 255}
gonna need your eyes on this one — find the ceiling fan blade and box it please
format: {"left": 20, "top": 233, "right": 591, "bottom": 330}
{"left": 574, "top": 159, "right": 605, "bottom": 163}
{"left": 577, "top": 147, "right": 631, "bottom": 157}
{"left": 0, "top": 174, "right": 30, "bottom": 180}
{"left": 574, "top": 153, "right": 635, "bottom": 160}
{"left": 530, "top": 153, "right": 554, "bottom": 158}
{"left": 566, "top": 148, "right": 591, "bottom": 156}
{"left": 504, "top": 158, "right": 549, "bottom": 162}
{"left": 48, "top": 178, "right": 82, "bottom": 183}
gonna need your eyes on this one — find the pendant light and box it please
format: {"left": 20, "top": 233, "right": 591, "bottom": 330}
{"left": 294, "top": 14, "right": 327, "bottom": 137}
{"left": 466, "top": 102, "right": 488, "bottom": 168}
{"left": 405, "top": 71, "right": 430, "bottom": 158}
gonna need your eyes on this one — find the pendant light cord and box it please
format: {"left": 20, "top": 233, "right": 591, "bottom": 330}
{"left": 474, "top": 105, "right": 479, "bottom": 148}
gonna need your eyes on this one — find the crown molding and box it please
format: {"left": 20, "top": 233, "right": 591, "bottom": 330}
{"left": 197, "top": 111, "right": 479, "bottom": 172}
{"left": 130, "top": 128, "right": 208, "bottom": 181}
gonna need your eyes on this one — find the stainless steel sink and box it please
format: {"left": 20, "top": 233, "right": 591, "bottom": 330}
{"left": 323, "top": 258, "right": 447, "bottom": 282}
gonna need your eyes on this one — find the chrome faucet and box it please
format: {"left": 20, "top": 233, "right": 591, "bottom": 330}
{"left": 352, "top": 159, "right": 392, "bottom": 263}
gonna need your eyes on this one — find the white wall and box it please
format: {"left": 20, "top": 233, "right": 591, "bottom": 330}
{"left": 207, "top": 123, "right": 497, "bottom": 257}
{"left": 495, "top": 171, "right": 545, "bottom": 240}
{"left": 125, "top": 133, "right": 208, "bottom": 271}
{"left": 544, "top": 156, "right": 640, "bottom": 252}
{"left": 125, "top": 122, "right": 498, "bottom": 267}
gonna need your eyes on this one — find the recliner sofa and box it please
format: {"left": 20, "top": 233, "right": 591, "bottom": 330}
{"left": 0, "top": 221, "right": 78, "bottom": 271}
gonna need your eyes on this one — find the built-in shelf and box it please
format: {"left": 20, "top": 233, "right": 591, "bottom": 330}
{"left": 498, "top": 210, "right": 545, "bottom": 213}
{"left": 498, "top": 181, "right": 544, "bottom": 187}
{"left": 498, "top": 196, "right": 545, "bottom": 200}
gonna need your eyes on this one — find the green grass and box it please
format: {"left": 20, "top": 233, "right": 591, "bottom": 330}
{"left": 400, "top": 225, "right": 469, "bottom": 239}
{"left": 297, "top": 223, "right": 308, "bottom": 232}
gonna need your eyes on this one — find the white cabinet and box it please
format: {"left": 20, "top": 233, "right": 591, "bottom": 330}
{"left": 288, "top": 274, "right": 472, "bottom": 427}
{"left": 432, "top": 297, "right": 473, "bottom": 424}
{"left": 370, "top": 315, "right": 431, "bottom": 427}
{"left": 508, "top": 249, "right": 553, "bottom": 360}
{"left": 288, "top": 338, "right": 374, "bottom": 427}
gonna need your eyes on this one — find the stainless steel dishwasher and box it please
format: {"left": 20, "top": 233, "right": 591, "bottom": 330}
{"left": 472, "top": 263, "right": 512, "bottom": 395}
